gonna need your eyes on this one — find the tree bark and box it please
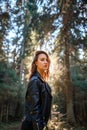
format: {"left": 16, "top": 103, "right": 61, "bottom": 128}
{"left": 62, "top": 0, "right": 76, "bottom": 124}
{"left": 64, "top": 37, "right": 76, "bottom": 123}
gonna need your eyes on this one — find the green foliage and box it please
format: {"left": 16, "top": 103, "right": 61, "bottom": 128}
{"left": 0, "top": 63, "right": 19, "bottom": 83}
{"left": 70, "top": 65, "right": 87, "bottom": 90}
{"left": 0, "top": 62, "right": 23, "bottom": 100}
{"left": 0, "top": 62, "right": 25, "bottom": 121}
{"left": 27, "top": 0, "right": 38, "bottom": 16}
{"left": 5, "top": 69, "right": 19, "bottom": 82}
{"left": 0, "top": 121, "right": 20, "bottom": 130}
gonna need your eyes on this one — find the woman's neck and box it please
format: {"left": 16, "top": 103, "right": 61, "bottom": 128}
{"left": 37, "top": 69, "right": 46, "bottom": 81}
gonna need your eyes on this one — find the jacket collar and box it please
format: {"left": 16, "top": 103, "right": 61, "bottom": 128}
{"left": 34, "top": 71, "right": 44, "bottom": 82}
{"left": 34, "top": 71, "right": 52, "bottom": 97}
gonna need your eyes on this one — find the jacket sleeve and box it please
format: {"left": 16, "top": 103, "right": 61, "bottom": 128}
{"left": 26, "top": 78, "right": 44, "bottom": 130}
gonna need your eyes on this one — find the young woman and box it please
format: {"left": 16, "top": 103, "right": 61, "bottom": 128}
{"left": 21, "top": 50, "right": 52, "bottom": 130}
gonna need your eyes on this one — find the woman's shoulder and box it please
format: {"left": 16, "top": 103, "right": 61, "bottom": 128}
{"left": 29, "top": 75, "right": 39, "bottom": 84}
{"left": 27, "top": 76, "right": 39, "bottom": 89}
{"left": 29, "top": 73, "right": 43, "bottom": 83}
{"left": 30, "top": 75, "right": 38, "bottom": 81}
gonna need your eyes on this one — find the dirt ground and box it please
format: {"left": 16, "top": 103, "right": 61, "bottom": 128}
{"left": 7, "top": 105, "right": 87, "bottom": 130}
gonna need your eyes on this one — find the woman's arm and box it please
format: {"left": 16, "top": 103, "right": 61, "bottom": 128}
{"left": 26, "top": 79, "right": 44, "bottom": 130}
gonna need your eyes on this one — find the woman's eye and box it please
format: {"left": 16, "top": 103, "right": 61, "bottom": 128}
{"left": 41, "top": 58, "right": 44, "bottom": 61}
{"left": 40, "top": 58, "right": 48, "bottom": 62}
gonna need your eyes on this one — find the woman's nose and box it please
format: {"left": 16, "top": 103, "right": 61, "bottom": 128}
{"left": 44, "top": 60, "right": 48, "bottom": 63}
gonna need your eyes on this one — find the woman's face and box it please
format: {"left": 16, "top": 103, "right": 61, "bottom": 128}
{"left": 35, "top": 53, "right": 49, "bottom": 72}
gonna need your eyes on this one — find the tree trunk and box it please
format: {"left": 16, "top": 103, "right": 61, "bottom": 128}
{"left": 62, "top": 0, "right": 76, "bottom": 124}
{"left": 6, "top": 104, "right": 9, "bottom": 122}
{"left": 0, "top": 104, "right": 3, "bottom": 121}
{"left": 64, "top": 38, "right": 76, "bottom": 123}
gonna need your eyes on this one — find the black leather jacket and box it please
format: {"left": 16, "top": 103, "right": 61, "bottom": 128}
{"left": 25, "top": 72, "right": 52, "bottom": 130}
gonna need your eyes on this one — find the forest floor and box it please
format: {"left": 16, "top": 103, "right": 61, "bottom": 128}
{"left": 2, "top": 119, "right": 87, "bottom": 130}
{"left": 0, "top": 105, "right": 87, "bottom": 130}
{"left": 47, "top": 104, "right": 87, "bottom": 130}
{"left": 0, "top": 118, "right": 87, "bottom": 130}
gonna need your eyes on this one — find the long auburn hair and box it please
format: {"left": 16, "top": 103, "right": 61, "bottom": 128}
{"left": 29, "top": 50, "right": 51, "bottom": 80}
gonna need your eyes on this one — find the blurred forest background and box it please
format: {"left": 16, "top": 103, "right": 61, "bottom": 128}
{"left": 0, "top": 0, "right": 87, "bottom": 130}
